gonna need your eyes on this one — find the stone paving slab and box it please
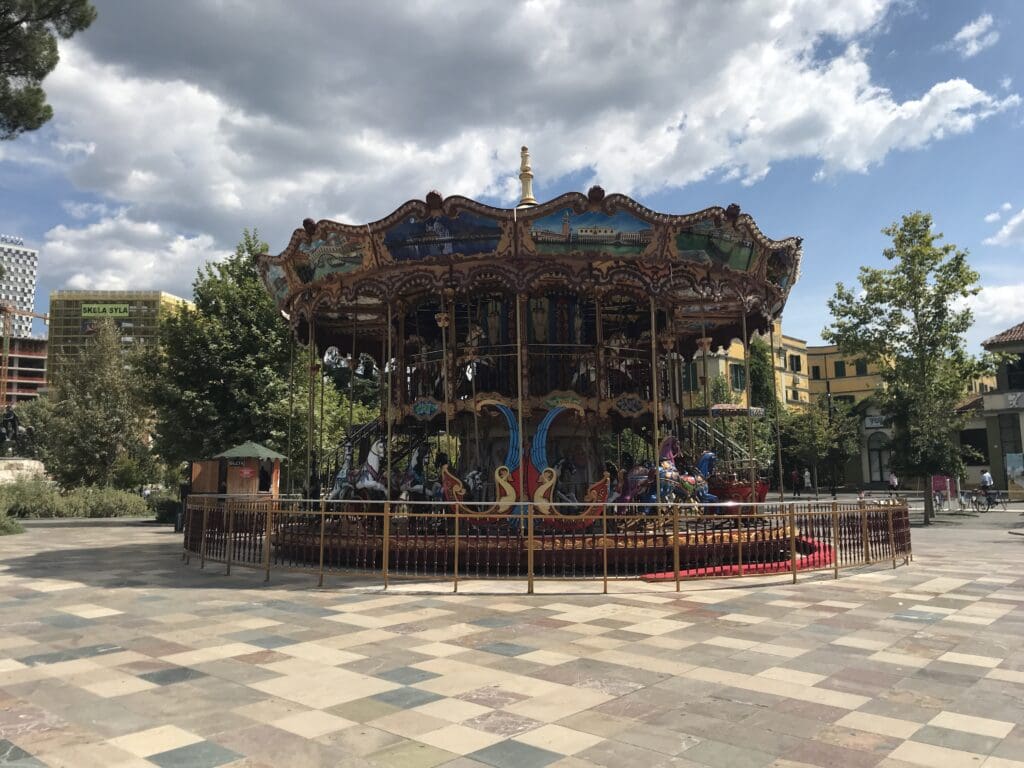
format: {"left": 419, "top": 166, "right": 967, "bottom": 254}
{"left": 1, "top": 512, "right": 1023, "bottom": 767}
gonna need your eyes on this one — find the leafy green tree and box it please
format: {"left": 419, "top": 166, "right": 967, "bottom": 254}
{"left": 43, "top": 319, "right": 153, "bottom": 487}
{"left": 267, "top": 370, "right": 376, "bottom": 495}
{"left": 1, "top": 0, "right": 97, "bottom": 140}
{"left": 142, "top": 230, "right": 292, "bottom": 464}
{"left": 780, "top": 397, "right": 860, "bottom": 499}
{"left": 825, "top": 211, "right": 990, "bottom": 522}
{"left": 748, "top": 338, "right": 776, "bottom": 412}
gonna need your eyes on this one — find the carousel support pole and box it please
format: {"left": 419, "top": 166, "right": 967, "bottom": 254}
{"left": 319, "top": 357, "right": 325, "bottom": 492}
{"left": 741, "top": 310, "right": 756, "bottom": 504}
{"left": 287, "top": 338, "right": 295, "bottom": 495}
{"left": 769, "top": 321, "right": 786, "bottom": 503}
{"left": 386, "top": 303, "right": 394, "bottom": 501}
{"left": 649, "top": 298, "right": 661, "bottom": 505}
{"left": 382, "top": 500, "right": 390, "bottom": 590}
{"left": 700, "top": 314, "right": 711, "bottom": 451}
{"left": 306, "top": 322, "right": 316, "bottom": 503}
{"left": 595, "top": 293, "right": 604, "bottom": 405}
{"left": 517, "top": 295, "right": 532, "bottom": 594}
{"left": 348, "top": 327, "right": 355, "bottom": 438}
{"left": 385, "top": 305, "right": 391, "bottom": 589}
{"left": 439, "top": 295, "right": 451, "bottom": 448}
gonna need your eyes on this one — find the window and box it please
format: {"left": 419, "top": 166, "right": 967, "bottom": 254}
{"left": 787, "top": 354, "right": 801, "bottom": 372}
{"left": 834, "top": 360, "right": 846, "bottom": 378}
{"left": 960, "top": 428, "right": 989, "bottom": 464}
{"left": 1007, "top": 355, "right": 1024, "bottom": 391}
{"left": 680, "top": 360, "right": 698, "bottom": 392}
{"left": 999, "top": 413, "right": 1022, "bottom": 456}
{"left": 855, "top": 358, "right": 868, "bottom": 376}
{"left": 835, "top": 395, "right": 855, "bottom": 405}
{"left": 730, "top": 364, "right": 746, "bottom": 391}
{"left": 788, "top": 389, "right": 800, "bottom": 401}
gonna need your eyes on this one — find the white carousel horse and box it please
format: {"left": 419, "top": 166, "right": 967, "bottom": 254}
{"left": 355, "top": 439, "right": 387, "bottom": 497}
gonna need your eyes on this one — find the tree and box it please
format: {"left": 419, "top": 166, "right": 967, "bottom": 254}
{"left": 267, "top": 370, "right": 376, "bottom": 495}
{"left": 748, "top": 338, "right": 776, "bottom": 412}
{"left": 825, "top": 211, "right": 990, "bottom": 523}
{"left": 1, "top": 0, "right": 97, "bottom": 140}
{"left": 780, "top": 397, "right": 860, "bottom": 499}
{"left": 142, "top": 230, "right": 293, "bottom": 465}
{"left": 43, "top": 319, "right": 153, "bottom": 488}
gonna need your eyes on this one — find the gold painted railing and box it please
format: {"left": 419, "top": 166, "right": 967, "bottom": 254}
{"left": 182, "top": 497, "right": 911, "bottom": 593}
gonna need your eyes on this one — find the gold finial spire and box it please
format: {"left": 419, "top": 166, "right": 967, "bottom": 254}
{"left": 518, "top": 145, "right": 537, "bottom": 207}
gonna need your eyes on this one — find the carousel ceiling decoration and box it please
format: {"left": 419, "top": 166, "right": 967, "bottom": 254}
{"left": 257, "top": 147, "right": 802, "bottom": 348}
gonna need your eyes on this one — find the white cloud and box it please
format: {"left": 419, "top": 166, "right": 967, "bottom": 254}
{"left": 43, "top": 210, "right": 229, "bottom": 294}
{"left": 1001, "top": 202, "right": 1012, "bottom": 211}
{"left": 984, "top": 208, "right": 1024, "bottom": 247}
{"left": 965, "top": 283, "right": 1024, "bottom": 350}
{"left": 984, "top": 212, "right": 1001, "bottom": 223}
{"left": 6, "top": 0, "right": 1018, "bottom": 289}
{"left": 1001, "top": 77, "right": 1014, "bottom": 91}
{"left": 949, "top": 14, "right": 1000, "bottom": 59}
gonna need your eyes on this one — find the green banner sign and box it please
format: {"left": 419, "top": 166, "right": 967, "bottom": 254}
{"left": 81, "top": 303, "right": 130, "bottom": 317}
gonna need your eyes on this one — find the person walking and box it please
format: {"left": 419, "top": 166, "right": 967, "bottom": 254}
{"left": 790, "top": 468, "right": 800, "bottom": 498}
{"left": 803, "top": 468, "right": 812, "bottom": 494}
{"left": 888, "top": 470, "right": 899, "bottom": 496}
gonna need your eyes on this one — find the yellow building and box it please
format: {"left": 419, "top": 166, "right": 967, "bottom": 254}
{"left": 47, "top": 290, "right": 192, "bottom": 381}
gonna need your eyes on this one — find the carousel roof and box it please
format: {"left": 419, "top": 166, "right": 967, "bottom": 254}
{"left": 256, "top": 148, "right": 802, "bottom": 350}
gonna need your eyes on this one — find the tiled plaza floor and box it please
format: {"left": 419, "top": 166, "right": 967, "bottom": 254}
{"left": 1, "top": 511, "right": 1023, "bottom": 767}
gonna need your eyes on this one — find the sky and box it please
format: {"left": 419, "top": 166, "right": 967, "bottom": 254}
{"left": 0, "top": 0, "right": 1021, "bottom": 348}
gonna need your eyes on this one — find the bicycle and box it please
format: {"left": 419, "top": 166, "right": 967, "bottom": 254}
{"left": 971, "top": 487, "right": 1007, "bottom": 513}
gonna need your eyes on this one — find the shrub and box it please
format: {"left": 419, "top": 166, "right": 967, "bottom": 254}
{"left": 0, "top": 479, "right": 150, "bottom": 518}
{"left": 147, "top": 492, "right": 181, "bottom": 524}
{"left": 0, "top": 478, "right": 64, "bottom": 518}
{"left": 66, "top": 487, "right": 149, "bottom": 518}
{"left": 0, "top": 513, "right": 23, "bottom": 535}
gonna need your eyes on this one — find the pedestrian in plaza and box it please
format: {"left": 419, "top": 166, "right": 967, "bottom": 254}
{"left": 791, "top": 467, "right": 801, "bottom": 497}
{"left": 888, "top": 470, "right": 899, "bottom": 496}
{"left": 803, "top": 468, "right": 812, "bottom": 493}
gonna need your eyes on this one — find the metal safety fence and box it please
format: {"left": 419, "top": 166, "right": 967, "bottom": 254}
{"left": 182, "top": 496, "right": 911, "bottom": 593}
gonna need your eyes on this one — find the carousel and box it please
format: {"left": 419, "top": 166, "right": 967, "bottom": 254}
{"left": 256, "top": 148, "right": 806, "bottom": 577}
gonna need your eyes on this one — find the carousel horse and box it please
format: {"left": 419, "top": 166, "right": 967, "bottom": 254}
{"left": 407, "top": 335, "right": 441, "bottom": 399}
{"left": 691, "top": 451, "right": 720, "bottom": 507}
{"left": 552, "top": 457, "right": 578, "bottom": 506}
{"left": 458, "top": 324, "right": 494, "bottom": 397}
{"left": 398, "top": 443, "right": 434, "bottom": 501}
{"left": 326, "top": 441, "right": 356, "bottom": 501}
{"left": 604, "top": 332, "right": 635, "bottom": 392}
{"left": 354, "top": 438, "right": 387, "bottom": 498}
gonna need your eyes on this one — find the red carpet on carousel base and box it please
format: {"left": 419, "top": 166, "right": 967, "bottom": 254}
{"left": 642, "top": 536, "right": 835, "bottom": 581}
